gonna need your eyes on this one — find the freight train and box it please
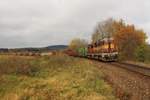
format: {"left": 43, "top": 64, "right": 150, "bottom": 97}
{"left": 66, "top": 37, "right": 118, "bottom": 61}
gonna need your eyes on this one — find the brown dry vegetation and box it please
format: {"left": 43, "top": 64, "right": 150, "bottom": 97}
{"left": 0, "top": 55, "right": 117, "bottom": 100}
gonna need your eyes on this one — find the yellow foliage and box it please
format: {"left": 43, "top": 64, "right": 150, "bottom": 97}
{"left": 113, "top": 19, "right": 147, "bottom": 59}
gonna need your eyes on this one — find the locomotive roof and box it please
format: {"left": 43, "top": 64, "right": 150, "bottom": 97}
{"left": 101, "top": 37, "right": 114, "bottom": 41}
{"left": 96, "top": 37, "right": 114, "bottom": 43}
{"left": 88, "top": 37, "right": 114, "bottom": 47}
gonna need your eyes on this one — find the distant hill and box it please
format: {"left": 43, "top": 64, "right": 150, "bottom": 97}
{"left": 46, "top": 45, "right": 68, "bottom": 51}
{"left": 0, "top": 45, "right": 68, "bottom": 53}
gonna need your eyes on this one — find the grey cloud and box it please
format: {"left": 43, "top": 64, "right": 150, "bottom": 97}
{"left": 0, "top": 0, "right": 149, "bottom": 48}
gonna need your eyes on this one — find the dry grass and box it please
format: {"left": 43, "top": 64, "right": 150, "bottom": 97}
{"left": 0, "top": 55, "right": 117, "bottom": 100}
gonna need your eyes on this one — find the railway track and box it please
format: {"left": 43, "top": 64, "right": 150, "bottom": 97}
{"left": 71, "top": 55, "right": 150, "bottom": 77}
{"left": 109, "top": 62, "right": 150, "bottom": 77}
{"left": 86, "top": 57, "right": 150, "bottom": 77}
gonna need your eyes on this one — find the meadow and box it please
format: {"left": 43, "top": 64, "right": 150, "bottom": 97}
{"left": 0, "top": 55, "right": 117, "bottom": 100}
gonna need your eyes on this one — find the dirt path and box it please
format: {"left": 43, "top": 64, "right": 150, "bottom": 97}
{"left": 92, "top": 61, "right": 150, "bottom": 100}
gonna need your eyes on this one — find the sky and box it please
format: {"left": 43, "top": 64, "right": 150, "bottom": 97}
{"left": 0, "top": 0, "right": 150, "bottom": 48}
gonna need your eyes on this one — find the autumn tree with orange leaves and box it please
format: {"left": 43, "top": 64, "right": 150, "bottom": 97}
{"left": 113, "top": 19, "right": 147, "bottom": 60}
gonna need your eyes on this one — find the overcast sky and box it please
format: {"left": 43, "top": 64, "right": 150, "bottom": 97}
{"left": 0, "top": 0, "right": 149, "bottom": 48}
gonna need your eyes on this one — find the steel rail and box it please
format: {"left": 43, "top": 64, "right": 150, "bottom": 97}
{"left": 109, "top": 62, "right": 150, "bottom": 77}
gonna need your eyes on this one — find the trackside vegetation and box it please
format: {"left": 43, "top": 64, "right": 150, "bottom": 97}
{"left": 0, "top": 55, "right": 117, "bottom": 100}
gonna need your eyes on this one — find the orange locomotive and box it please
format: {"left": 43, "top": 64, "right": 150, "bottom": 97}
{"left": 87, "top": 37, "right": 118, "bottom": 61}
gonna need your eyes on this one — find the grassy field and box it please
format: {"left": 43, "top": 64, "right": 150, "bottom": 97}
{"left": 0, "top": 55, "right": 117, "bottom": 100}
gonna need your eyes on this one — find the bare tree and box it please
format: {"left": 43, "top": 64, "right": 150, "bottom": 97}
{"left": 92, "top": 18, "right": 114, "bottom": 43}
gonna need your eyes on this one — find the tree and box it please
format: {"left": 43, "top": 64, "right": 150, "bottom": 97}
{"left": 92, "top": 18, "right": 114, "bottom": 43}
{"left": 69, "top": 38, "right": 88, "bottom": 50}
{"left": 146, "top": 44, "right": 150, "bottom": 61}
{"left": 113, "top": 19, "right": 147, "bottom": 60}
{"left": 135, "top": 45, "right": 147, "bottom": 62}
{"left": 92, "top": 32, "right": 101, "bottom": 43}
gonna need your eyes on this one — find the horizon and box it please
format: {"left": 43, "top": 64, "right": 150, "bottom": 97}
{"left": 0, "top": 44, "right": 68, "bottom": 49}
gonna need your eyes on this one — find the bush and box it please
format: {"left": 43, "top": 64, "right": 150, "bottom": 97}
{"left": 135, "top": 45, "right": 146, "bottom": 62}
{"left": 0, "top": 56, "right": 35, "bottom": 75}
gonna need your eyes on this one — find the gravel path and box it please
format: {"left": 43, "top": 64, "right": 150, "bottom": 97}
{"left": 92, "top": 61, "right": 150, "bottom": 100}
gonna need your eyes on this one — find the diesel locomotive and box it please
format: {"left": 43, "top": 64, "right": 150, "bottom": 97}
{"left": 66, "top": 37, "right": 118, "bottom": 61}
